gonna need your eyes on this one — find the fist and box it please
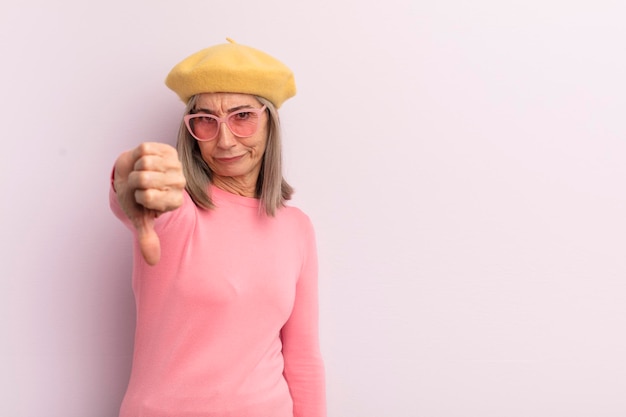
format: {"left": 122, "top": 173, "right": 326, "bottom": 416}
{"left": 113, "top": 142, "right": 186, "bottom": 265}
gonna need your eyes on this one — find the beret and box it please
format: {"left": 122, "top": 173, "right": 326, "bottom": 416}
{"left": 165, "top": 38, "right": 296, "bottom": 108}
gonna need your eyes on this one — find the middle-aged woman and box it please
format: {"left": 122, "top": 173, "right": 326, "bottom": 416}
{"left": 109, "top": 38, "right": 326, "bottom": 417}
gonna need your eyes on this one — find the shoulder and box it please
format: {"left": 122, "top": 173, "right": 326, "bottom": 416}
{"left": 278, "top": 204, "right": 313, "bottom": 226}
{"left": 276, "top": 205, "right": 317, "bottom": 246}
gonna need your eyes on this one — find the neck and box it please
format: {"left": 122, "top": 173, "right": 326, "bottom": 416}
{"left": 212, "top": 175, "right": 258, "bottom": 198}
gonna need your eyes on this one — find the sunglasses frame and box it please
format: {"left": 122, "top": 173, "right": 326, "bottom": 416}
{"left": 183, "top": 105, "right": 267, "bottom": 141}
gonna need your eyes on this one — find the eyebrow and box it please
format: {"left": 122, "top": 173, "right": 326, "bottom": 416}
{"left": 193, "top": 104, "right": 255, "bottom": 114}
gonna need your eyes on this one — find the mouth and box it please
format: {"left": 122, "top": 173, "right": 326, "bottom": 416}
{"left": 215, "top": 155, "right": 244, "bottom": 163}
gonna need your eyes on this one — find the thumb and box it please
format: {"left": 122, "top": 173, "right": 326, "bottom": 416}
{"left": 135, "top": 213, "right": 161, "bottom": 266}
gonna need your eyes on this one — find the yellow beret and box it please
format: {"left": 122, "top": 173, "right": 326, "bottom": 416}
{"left": 165, "top": 38, "right": 296, "bottom": 108}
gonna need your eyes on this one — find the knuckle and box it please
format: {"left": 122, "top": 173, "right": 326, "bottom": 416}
{"left": 132, "top": 170, "right": 162, "bottom": 190}
{"left": 136, "top": 171, "right": 152, "bottom": 188}
{"left": 142, "top": 155, "right": 158, "bottom": 171}
{"left": 166, "top": 155, "right": 182, "bottom": 169}
{"left": 137, "top": 142, "right": 151, "bottom": 155}
{"left": 138, "top": 189, "right": 159, "bottom": 208}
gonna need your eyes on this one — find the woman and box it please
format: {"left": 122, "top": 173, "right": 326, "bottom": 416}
{"left": 110, "top": 39, "right": 326, "bottom": 417}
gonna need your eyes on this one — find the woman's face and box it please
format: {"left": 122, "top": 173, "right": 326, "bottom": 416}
{"left": 192, "top": 93, "right": 268, "bottom": 194}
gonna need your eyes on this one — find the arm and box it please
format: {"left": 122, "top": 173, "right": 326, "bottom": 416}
{"left": 281, "top": 220, "right": 327, "bottom": 417}
{"left": 110, "top": 142, "right": 185, "bottom": 265}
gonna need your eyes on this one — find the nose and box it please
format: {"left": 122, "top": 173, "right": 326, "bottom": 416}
{"left": 215, "top": 120, "right": 237, "bottom": 148}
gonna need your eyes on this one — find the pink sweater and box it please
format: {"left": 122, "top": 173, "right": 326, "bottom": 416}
{"left": 110, "top": 185, "right": 326, "bottom": 417}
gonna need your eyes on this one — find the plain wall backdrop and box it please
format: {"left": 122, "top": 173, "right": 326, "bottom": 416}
{"left": 1, "top": 1, "right": 624, "bottom": 416}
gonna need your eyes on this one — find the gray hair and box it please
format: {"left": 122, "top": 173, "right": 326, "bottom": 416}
{"left": 176, "top": 95, "right": 293, "bottom": 216}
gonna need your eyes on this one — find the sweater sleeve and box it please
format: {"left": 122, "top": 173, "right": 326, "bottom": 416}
{"left": 281, "top": 217, "right": 327, "bottom": 417}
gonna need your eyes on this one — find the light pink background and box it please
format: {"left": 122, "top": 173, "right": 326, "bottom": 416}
{"left": 1, "top": 1, "right": 624, "bottom": 416}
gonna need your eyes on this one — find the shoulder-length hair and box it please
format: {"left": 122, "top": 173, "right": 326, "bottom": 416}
{"left": 176, "top": 94, "right": 293, "bottom": 216}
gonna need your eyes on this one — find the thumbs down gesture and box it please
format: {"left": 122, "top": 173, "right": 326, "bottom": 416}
{"left": 113, "top": 142, "right": 186, "bottom": 266}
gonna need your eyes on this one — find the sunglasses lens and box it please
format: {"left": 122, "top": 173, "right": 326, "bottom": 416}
{"left": 189, "top": 116, "right": 218, "bottom": 140}
{"left": 227, "top": 110, "right": 261, "bottom": 137}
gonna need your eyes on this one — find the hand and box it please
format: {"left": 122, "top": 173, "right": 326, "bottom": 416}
{"left": 113, "top": 142, "right": 186, "bottom": 265}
